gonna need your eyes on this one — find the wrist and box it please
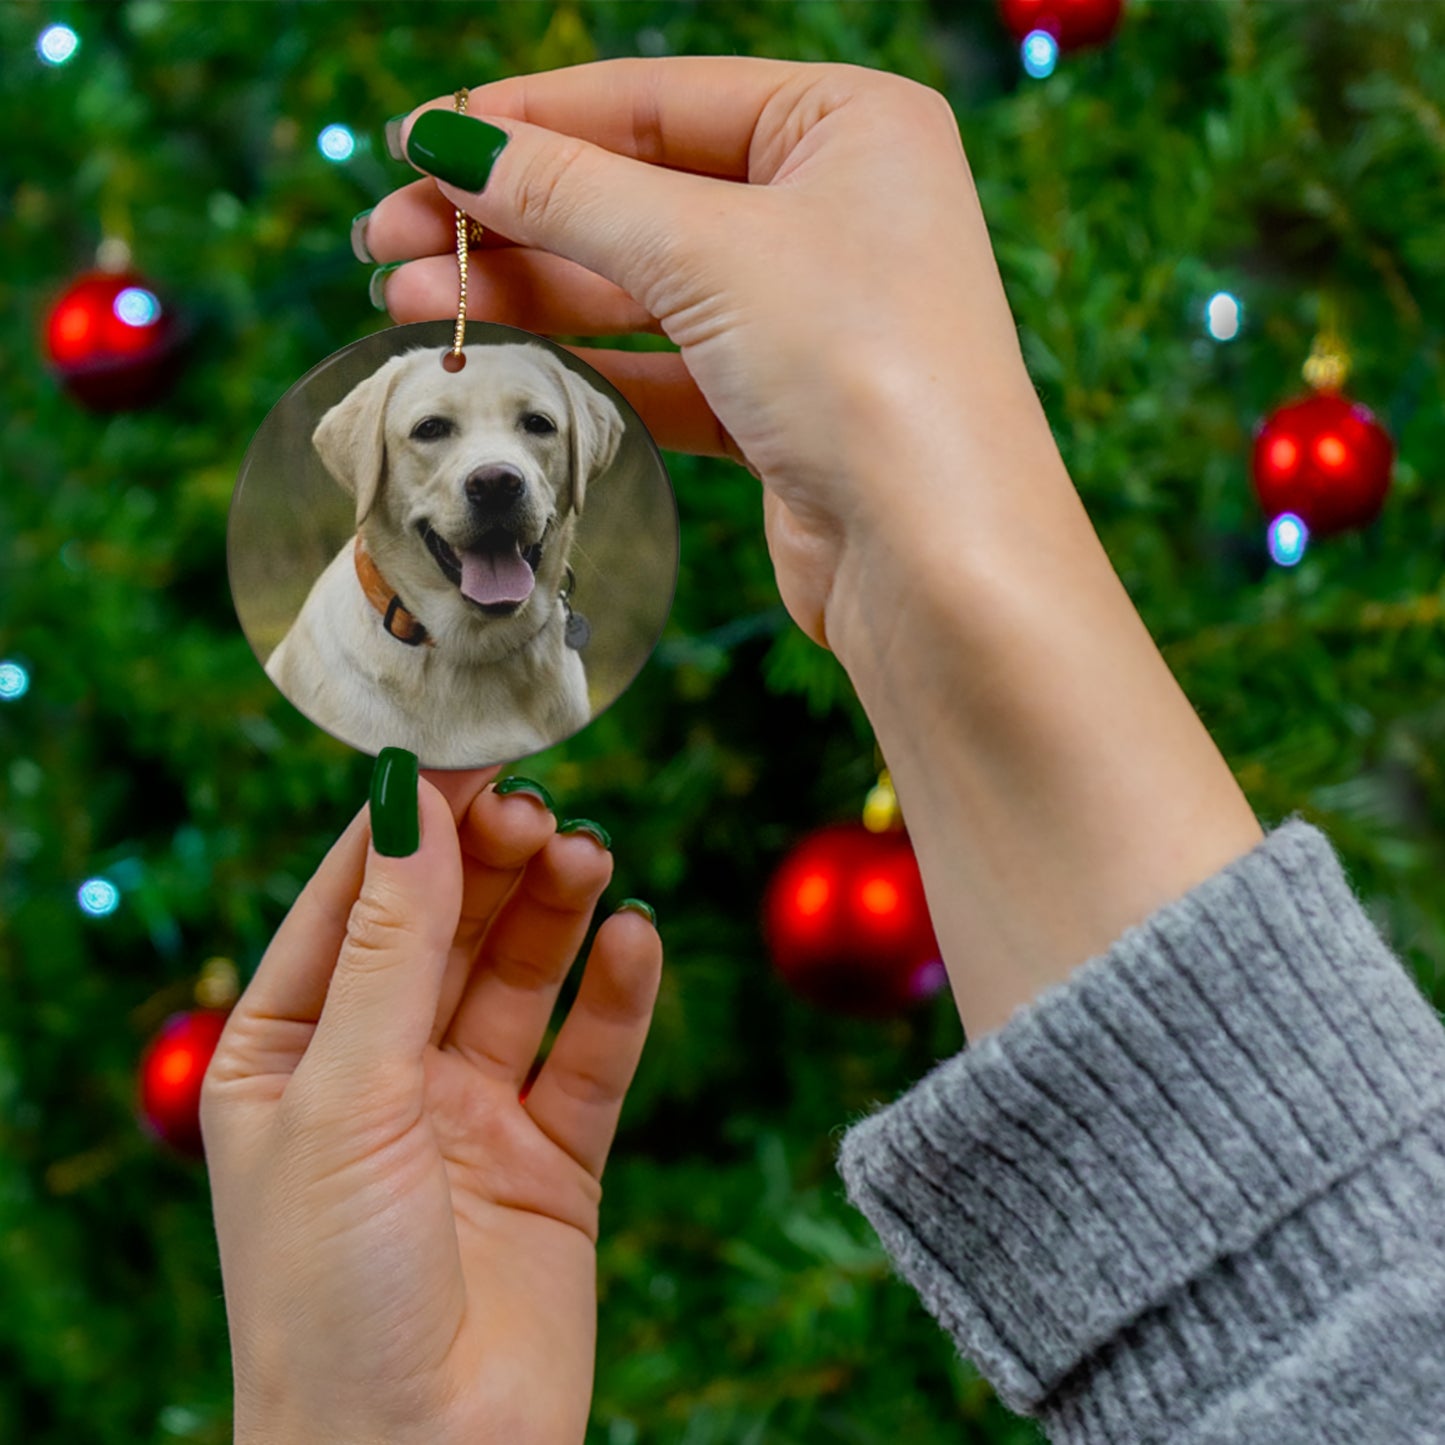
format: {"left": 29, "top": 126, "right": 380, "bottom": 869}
{"left": 824, "top": 425, "right": 1262, "bottom": 1039}
{"left": 823, "top": 376, "right": 1078, "bottom": 679}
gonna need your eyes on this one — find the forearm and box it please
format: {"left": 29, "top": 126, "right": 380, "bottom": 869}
{"left": 826, "top": 383, "right": 1263, "bottom": 1041}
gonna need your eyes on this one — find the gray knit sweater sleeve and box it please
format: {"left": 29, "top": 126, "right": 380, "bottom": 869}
{"left": 835, "top": 817, "right": 1445, "bottom": 1443}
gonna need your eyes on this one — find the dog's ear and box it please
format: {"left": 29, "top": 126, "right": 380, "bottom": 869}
{"left": 557, "top": 364, "right": 625, "bottom": 518}
{"left": 312, "top": 356, "right": 408, "bottom": 527}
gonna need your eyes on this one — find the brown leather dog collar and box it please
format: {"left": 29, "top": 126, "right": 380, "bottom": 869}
{"left": 353, "top": 535, "right": 434, "bottom": 648}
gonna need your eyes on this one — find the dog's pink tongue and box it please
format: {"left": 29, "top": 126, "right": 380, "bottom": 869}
{"left": 460, "top": 538, "right": 535, "bottom": 606}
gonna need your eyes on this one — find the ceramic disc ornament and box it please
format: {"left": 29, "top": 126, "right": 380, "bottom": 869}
{"left": 229, "top": 320, "right": 678, "bottom": 769}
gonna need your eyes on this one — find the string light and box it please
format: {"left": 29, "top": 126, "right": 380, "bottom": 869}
{"left": 37, "top": 24, "right": 79, "bottom": 66}
{"left": 1268, "top": 512, "right": 1309, "bottom": 568}
{"left": 1022, "top": 30, "right": 1060, "bottom": 78}
{"left": 0, "top": 660, "right": 29, "bottom": 701}
{"left": 114, "top": 287, "right": 162, "bottom": 328}
{"left": 78, "top": 878, "right": 121, "bottom": 917}
{"left": 317, "top": 124, "right": 356, "bottom": 162}
{"left": 1205, "top": 291, "right": 1242, "bottom": 341}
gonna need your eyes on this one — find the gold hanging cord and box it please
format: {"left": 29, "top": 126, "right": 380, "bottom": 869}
{"left": 1302, "top": 292, "right": 1350, "bottom": 393}
{"left": 442, "top": 88, "right": 485, "bottom": 372}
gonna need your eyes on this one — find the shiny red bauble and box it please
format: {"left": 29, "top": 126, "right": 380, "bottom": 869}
{"left": 1251, "top": 392, "right": 1394, "bottom": 537}
{"left": 763, "top": 822, "right": 946, "bottom": 1018}
{"left": 137, "top": 1009, "right": 230, "bottom": 1158}
{"left": 998, "top": 0, "right": 1125, "bottom": 49}
{"left": 44, "top": 269, "right": 183, "bottom": 410}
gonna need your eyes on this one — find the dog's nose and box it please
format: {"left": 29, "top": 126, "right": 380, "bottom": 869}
{"left": 464, "top": 464, "right": 525, "bottom": 509}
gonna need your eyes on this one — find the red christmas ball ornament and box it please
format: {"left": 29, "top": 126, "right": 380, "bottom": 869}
{"left": 1251, "top": 392, "right": 1394, "bottom": 538}
{"left": 763, "top": 822, "right": 946, "bottom": 1018}
{"left": 44, "top": 269, "right": 184, "bottom": 410}
{"left": 137, "top": 1009, "right": 230, "bottom": 1158}
{"left": 998, "top": 0, "right": 1125, "bottom": 50}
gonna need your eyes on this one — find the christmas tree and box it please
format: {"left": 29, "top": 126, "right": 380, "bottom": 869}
{"left": 2, "top": 3, "right": 1442, "bottom": 1442}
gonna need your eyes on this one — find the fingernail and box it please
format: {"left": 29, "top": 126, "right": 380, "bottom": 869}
{"left": 558, "top": 818, "right": 611, "bottom": 851}
{"left": 405, "top": 110, "right": 510, "bottom": 192}
{"left": 350, "top": 208, "right": 375, "bottom": 264}
{"left": 369, "top": 261, "right": 404, "bottom": 311}
{"left": 493, "top": 775, "right": 555, "bottom": 812}
{"left": 617, "top": 898, "right": 656, "bottom": 926}
{"left": 384, "top": 113, "right": 409, "bottom": 162}
{"left": 371, "top": 747, "right": 419, "bottom": 857}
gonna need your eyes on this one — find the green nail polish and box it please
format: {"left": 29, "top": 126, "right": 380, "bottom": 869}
{"left": 370, "top": 747, "right": 419, "bottom": 857}
{"left": 369, "top": 261, "right": 404, "bottom": 311}
{"left": 493, "top": 775, "right": 556, "bottom": 812}
{"left": 350, "top": 208, "right": 375, "bottom": 264}
{"left": 558, "top": 818, "right": 611, "bottom": 851}
{"left": 405, "top": 110, "right": 510, "bottom": 192}
{"left": 384, "top": 113, "right": 409, "bottom": 162}
{"left": 617, "top": 898, "right": 656, "bottom": 926}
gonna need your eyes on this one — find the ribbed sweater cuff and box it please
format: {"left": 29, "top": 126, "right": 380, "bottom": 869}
{"left": 835, "top": 817, "right": 1445, "bottom": 1434}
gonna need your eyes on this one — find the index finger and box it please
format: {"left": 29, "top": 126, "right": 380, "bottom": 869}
{"left": 406, "top": 54, "right": 811, "bottom": 182}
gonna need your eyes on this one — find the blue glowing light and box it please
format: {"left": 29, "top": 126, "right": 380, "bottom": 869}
{"left": 78, "top": 878, "right": 121, "bottom": 917}
{"left": 0, "top": 661, "right": 29, "bottom": 700}
{"left": 38, "top": 24, "right": 79, "bottom": 66}
{"left": 1268, "top": 512, "right": 1309, "bottom": 567}
{"left": 1206, "top": 291, "right": 1243, "bottom": 342}
{"left": 318, "top": 124, "right": 356, "bottom": 162}
{"left": 1022, "top": 30, "right": 1059, "bottom": 79}
{"left": 114, "top": 287, "right": 161, "bottom": 328}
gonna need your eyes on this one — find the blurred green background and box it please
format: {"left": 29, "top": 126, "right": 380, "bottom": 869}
{"left": 1, "top": 2, "right": 1442, "bottom": 1443}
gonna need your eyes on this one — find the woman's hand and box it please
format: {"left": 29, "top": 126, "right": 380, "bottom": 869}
{"left": 361, "top": 57, "right": 1060, "bottom": 662}
{"left": 201, "top": 760, "right": 661, "bottom": 1445}
{"left": 363, "top": 60, "right": 1263, "bottom": 1043}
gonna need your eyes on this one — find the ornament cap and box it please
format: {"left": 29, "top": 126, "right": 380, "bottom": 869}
{"left": 1303, "top": 299, "right": 1351, "bottom": 392}
{"left": 863, "top": 768, "right": 902, "bottom": 832}
{"left": 1302, "top": 335, "right": 1350, "bottom": 392}
{"left": 95, "top": 236, "right": 133, "bottom": 273}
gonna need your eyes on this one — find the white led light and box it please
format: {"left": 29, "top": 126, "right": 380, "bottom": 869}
{"left": 0, "top": 660, "right": 29, "bottom": 700}
{"left": 318, "top": 124, "right": 356, "bottom": 162}
{"left": 38, "top": 24, "right": 79, "bottom": 66}
{"left": 1267, "top": 512, "right": 1308, "bottom": 567}
{"left": 1022, "top": 30, "right": 1059, "bottom": 79}
{"left": 78, "top": 878, "right": 121, "bottom": 917}
{"left": 114, "top": 287, "right": 161, "bottom": 327}
{"left": 1206, "top": 291, "right": 1243, "bottom": 341}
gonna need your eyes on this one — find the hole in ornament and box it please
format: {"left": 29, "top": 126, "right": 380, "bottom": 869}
{"left": 441, "top": 351, "right": 466, "bottom": 373}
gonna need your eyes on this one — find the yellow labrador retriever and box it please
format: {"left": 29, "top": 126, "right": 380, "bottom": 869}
{"left": 266, "top": 342, "right": 623, "bottom": 766}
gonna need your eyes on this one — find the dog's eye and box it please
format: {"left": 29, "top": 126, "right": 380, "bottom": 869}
{"left": 411, "top": 416, "right": 453, "bottom": 441}
{"left": 521, "top": 413, "right": 557, "bottom": 436}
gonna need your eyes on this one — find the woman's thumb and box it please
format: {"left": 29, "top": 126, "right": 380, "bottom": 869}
{"left": 304, "top": 750, "right": 463, "bottom": 1087}
{"left": 396, "top": 106, "right": 724, "bottom": 306}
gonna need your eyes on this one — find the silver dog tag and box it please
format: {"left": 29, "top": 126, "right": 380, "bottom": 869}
{"left": 564, "top": 608, "right": 591, "bottom": 650}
